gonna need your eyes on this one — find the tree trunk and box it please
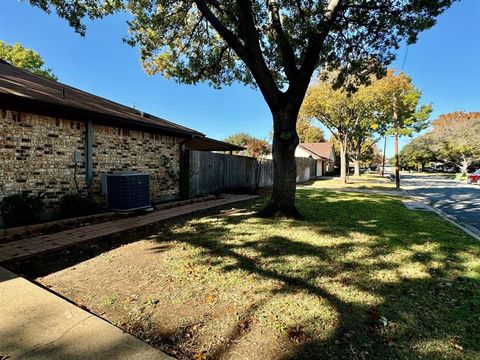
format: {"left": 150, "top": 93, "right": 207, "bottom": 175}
{"left": 421, "top": 162, "right": 426, "bottom": 172}
{"left": 460, "top": 155, "right": 471, "bottom": 176}
{"left": 353, "top": 160, "right": 360, "bottom": 177}
{"left": 259, "top": 107, "right": 301, "bottom": 218}
{"left": 339, "top": 137, "right": 348, "bottom": 183}
{"left": 353, "top": 146, "right": 361, "bottom": 177}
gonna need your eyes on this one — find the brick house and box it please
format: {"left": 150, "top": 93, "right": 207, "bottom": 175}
{"left": 0, "top": 59, "right": 242, "bottom": 210}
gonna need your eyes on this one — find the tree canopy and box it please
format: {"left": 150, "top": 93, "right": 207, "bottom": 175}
{"left": 399, "top": 134, "right": 436, "bottom": 170}
{"left": 223, "top": 132, "right": 270, "bottom": 157}
{"left": 400, "top": 111, "right": 480, "bottom": 174}
{"left": 430, "top": 111, "right": 480, "bottom": 174}
{"left": 0, "top": 40, "right": 57, "bottom": 80}
{"left": 372, "top": 70, "right": 431, "bottom": 137}
{"left": 296, "top": 118, "right": 326, "bottom": 143}
{"left": 223, "top": 132, "right": 256, "bottom": 147}
{"left": 371, "top": 69, "right": 432, "bottom": 187}
{"left": 300, "top": 74, "right": 387, "bottom": 180}
{"left": 24, "top": 0, "right": 455, "bottom": 216}
{"left": 26, "top": 1, "right": 454, "bottom": 93}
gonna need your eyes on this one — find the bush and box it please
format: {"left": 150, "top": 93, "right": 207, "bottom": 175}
{"left": 0, "top": 193, "right": 44, "bottom": 227}
{"left": 58, "top": 194, "right": 100, "bottom": 219}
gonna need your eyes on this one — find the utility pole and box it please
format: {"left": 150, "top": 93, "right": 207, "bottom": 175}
{"left": 381, "top": 136, "right": 387, "bottom": 177}
{"left": 393, "top": 106, "right": 401, "bottom": 190}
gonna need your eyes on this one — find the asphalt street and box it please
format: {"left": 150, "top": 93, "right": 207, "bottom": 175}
{"left": 401, "top": 173, "right": 480, "bottom": 234}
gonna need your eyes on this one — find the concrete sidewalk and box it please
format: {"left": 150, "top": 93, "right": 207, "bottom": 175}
{"left": 0, "top": 267, "right": 172, "bottom": 360}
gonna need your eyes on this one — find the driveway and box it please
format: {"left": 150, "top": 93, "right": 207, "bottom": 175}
{"left": 401, "top": 173, "right": 480, "bottom": 234}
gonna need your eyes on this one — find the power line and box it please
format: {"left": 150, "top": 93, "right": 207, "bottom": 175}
{"left": 401, "top": 45, "right": 409, "bottom": 71}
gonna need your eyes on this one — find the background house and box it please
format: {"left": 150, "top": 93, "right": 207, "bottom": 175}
{"left": 295, "top": 143, "right": 335, "bottom": 176}
{"left": 0, "top": 59, "right": 241, "bottom": 208}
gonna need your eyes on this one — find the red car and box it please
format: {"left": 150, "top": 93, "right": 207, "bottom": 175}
{"left": 467, "top": 170, "right": 480, "bottom": 184}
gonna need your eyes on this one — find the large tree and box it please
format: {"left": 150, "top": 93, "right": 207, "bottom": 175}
{"left": 300, "top": 77, "right": 386, "bottom": 181}
{"left": 26, "top": 0, "right": 454, "bottom": 217}
{"left": 346, "top": 84, "right": 386, "bottom": 177}
{"left": 301, "top": 81, "right": 354, "bottom": 182}
{"left": 372, "top": 70, "right": 432, "bottom": 189}
{"left": 0, "top": 40, "right": 57, "bottom": 80}
{"left": 429, "top": 111, "right": 480, "bottom": 175}
{"left": 400, "top": 134, "right": 436, "bottom": 171}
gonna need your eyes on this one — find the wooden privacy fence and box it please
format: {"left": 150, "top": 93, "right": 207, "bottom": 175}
{"left": 188, "top": 151, "right": 317, "bottom": 196}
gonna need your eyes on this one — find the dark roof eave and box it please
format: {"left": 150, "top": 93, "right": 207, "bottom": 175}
{"left": 0, "top": 94, "right": 204, "bottom": 138}
{"left": 185, "top": 136, "right": 245, "bottom": 151}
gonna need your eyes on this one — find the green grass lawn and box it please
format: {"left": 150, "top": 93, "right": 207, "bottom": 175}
{"left": 310, "top": 173, "right": 396, "bottom": 190}
{"left": 31, "top": 189, "right": 480, "bottom": 360}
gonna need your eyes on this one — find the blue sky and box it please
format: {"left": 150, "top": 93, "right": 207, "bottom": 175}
{"left": 1, "top": 0, "right": 479, "bottom": 157}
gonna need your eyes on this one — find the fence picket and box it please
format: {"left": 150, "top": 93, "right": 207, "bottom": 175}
{"left": 188, "top": 151, "right": 317, "bottom": 196}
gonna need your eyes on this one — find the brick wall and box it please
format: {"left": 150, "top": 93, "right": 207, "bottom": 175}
{"left": 0, "top": 110, "right": 181, "bottom": 206}
{"left": 91, "top": 124, "right": 180, "bottom": 199}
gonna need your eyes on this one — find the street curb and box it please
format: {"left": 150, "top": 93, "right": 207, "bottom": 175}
{"left": 404, "top": 189, "right": 480, "bottom": 242}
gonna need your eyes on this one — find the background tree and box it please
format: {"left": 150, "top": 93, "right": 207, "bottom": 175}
{"left": 347, "top": 82, "right": 388, "bottom": 177}
{"left": 296, "top": 118, "right": 325, "bottom": 143}
{"left": 223, "top": 132, "right": 270, "bottom": 157}
{"left": 357, "top": 139, "right": 383, "bottom": 170}
{"left": 429, "top": 112, "right": 480, "bottom": 175}
{"left": 26, "top": 0, "right": 455, "bottom": 217}
{"left": 301, "top": 76, "right": 387, "bottom": 181}
{"left": 223, "top": 132, "right": 255, "bottom": 148}
{"left": 0, "top": 40, "right": 57, "bottom": 80}
{"left": 372, "top": 70, "right": 432, "bottom": 189}
{"left": 399, "top": 134, "right": 436, "bottom": 171}
{"left": 328, "top": 135, "right": 341, "bottom": 171}
{"left": 246, "top": 138, "right": 271, "bottom": 158}
{"left": 301, "top": 81, "right": 353, "bottom": 183}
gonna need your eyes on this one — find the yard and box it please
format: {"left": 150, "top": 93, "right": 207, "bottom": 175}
{"left": 16, "top": 185, "right": 480, "bottom": 360}
{"left": 310, "top": 173, "right": 396, "bottom": 190}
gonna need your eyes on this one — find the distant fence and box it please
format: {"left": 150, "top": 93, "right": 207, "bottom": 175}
{"left": 188, "top": 151, "right": 317, "bottom": 196}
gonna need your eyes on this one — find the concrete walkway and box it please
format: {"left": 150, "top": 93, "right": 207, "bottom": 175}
{"left": 0, "top": 267, "right": 172, "bottom": 359}
{"left": 0, "top": 194, "right": 258, "bottom": 263}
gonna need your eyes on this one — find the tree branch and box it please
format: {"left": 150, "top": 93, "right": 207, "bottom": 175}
{"left": 194, "top": 0, "right": 246, "bottom": 57}
{"left": 290, "top": 0, "right": 344, "bottom": 105}
{"left": 235, "top": 0, "right": 283, "bottom": 109}
{"left": 267, "top": 0, "right": 298, "bottom": 81}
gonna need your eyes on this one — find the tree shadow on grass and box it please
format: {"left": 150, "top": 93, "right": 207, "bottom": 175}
{"left": 150, "top": 190, "right": 480, "bottom": 359}
{"left": 5, "top": 189, "right": 480, "bottom": 359}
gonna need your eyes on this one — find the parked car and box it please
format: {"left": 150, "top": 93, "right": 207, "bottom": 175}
{"left": 467, "top": 170, "right": 480, "bottom": 184}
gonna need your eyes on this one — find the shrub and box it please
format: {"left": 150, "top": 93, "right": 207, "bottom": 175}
{"left": 58, "top": 194, "right": 100, "bottom": 219}
{"left": 0, "top": 193, "right": 44, "bottom": 227}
